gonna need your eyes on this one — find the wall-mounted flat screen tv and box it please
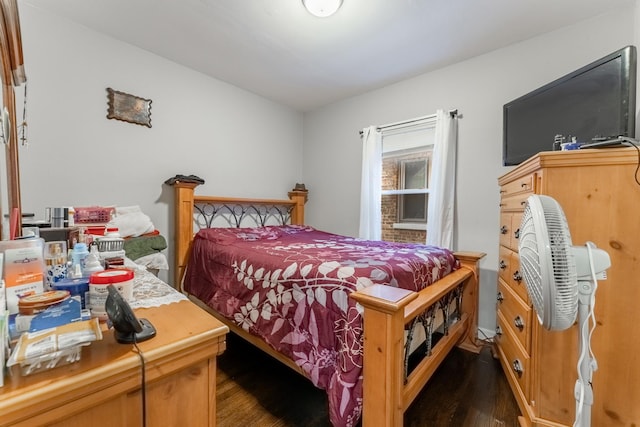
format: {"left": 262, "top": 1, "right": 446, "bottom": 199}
{"left": 503, "top": 45, "right": 637, "bottom": 166}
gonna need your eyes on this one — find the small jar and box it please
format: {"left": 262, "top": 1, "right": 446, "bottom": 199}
{"left": 44, "top": 241, "right": 68, "bottom": 290}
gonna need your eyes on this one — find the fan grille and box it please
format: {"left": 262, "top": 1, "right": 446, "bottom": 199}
{"left": 519, "top": 195, "right": 578, "bottom": 331}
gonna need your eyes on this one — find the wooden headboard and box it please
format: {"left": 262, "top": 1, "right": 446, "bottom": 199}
{"left": 171, "top": 181, "right": 308, "bottom": 285}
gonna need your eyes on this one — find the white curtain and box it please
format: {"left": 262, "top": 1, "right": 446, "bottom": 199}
{"left": 359, "top": 126, "right": 382, "bottom": 240}
{"left": 426, "top": 109, "right": 458, "bottom": 249}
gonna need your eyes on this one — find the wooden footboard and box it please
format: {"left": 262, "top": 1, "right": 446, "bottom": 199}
{"left": 169, "top": 181, "right": 485, "bottom": 426}
{"left": 350, "top": 251, "right": 485, "bottom": 427}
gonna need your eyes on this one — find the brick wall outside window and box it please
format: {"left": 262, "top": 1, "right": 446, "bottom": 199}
{"left": 381, "top": 152, "right": 427, "bottom": 243}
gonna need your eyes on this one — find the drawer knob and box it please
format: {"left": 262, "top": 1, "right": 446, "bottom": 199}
{"left": 499, "top": 260, "right": 507, "bottom": 270}
{"left": 513, "top": 271, "right": 522, "bottom": 283}
{"left": 500, "top": 225, "right": 508, "bottom": 235}
{"left": 496, "top": 292, "right": 504, "bottom": 303}
{"left": 512, "top": 359, "right": 524, "bottom": 377}
{"left": 495, "top": 325, "right": 503, "bottom": 336}
{"left": 514, "top": 228, "right": 520, "bottom": 239}
{"left": 514, "top": 315, "right": 525, "bottom": 331}
{"left": 520, "top": 182, "right": 528, "bottom": 188}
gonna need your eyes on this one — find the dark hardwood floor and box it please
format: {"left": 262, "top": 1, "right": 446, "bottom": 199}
{"left": 216, "top": 333, "right": 520, "bottom": 426}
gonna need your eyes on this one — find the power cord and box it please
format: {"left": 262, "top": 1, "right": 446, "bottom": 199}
{"left": 133, "top": 338, "right": 147, "bottom": 427}
{"left": 594, "top": 136, "right": 640, "bottom": 186}
{"left": 630, "top": 141, "right": 640, "bottom": 187}
{"left": 618, "top": 137, "right": 640, "bottom": 186}
{"left": 476, "top": 327, "right": 495, "bottom": 344}
{"left": 573, "top": 242, "right": 600, "bottom": 427}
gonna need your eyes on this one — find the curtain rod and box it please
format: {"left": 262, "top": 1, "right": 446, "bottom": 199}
{"left": 359, "top": 109, "right": 460, "bottom": 136}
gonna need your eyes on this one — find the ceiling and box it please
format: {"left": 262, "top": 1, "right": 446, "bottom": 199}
{"left": 21, "top": 0, "right": 634, "bottom": 112}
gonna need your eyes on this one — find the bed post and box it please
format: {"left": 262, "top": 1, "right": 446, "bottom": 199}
{"left": 350, "top": 286, "right": 418, "bottom": 427}
{"left": 452, "top": 251, "right": 485, "bottom": 353}
{"left": 171, "top": 181, "right": 199, "bottom": 286}
{"left": 287, "top": 189, "right": 308, "bottom": 225}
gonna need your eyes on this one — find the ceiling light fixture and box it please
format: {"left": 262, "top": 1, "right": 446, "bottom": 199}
{"left": 302, "top": 0, "right": 343, "bottom": 18}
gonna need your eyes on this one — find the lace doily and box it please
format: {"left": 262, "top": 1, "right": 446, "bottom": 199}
{"left": 129, "top": 268, "right": 187, "bottom": 309}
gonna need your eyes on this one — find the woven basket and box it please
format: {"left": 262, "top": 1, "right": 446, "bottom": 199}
{"left": 74, "top": 206, "right": 115, "bottom": 224}
{"left": 95, "top": 238, "right": 124, "bottom": 252}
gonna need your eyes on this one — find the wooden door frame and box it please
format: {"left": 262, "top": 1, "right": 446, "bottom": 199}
{"left": 0, "top": 0, "right": 26, "bottom": 238}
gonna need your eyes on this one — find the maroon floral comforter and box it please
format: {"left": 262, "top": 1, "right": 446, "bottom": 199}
{"left": 183, "top": 225, "right": 458, "bottom": 426}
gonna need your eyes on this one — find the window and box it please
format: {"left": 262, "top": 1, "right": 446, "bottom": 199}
{"left": 360, "top": 110, "right": 457, "bottom": 247}
{"left": 399, "top": 158, "right": 429, "bottom": 222}
{"left": 380, "top": 123, "right": 435, "bottom": 243}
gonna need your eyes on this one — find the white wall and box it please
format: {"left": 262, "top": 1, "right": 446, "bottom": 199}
{"left": 11, "top": 3, "right": 304, "bottom": 283}
{"left": 302, "top": 6, "right": 635, "bottom": 332}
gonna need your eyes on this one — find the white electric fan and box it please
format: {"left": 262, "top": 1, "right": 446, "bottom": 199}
{"left": 518, "top": 195, "right": 611, "bottom": 427}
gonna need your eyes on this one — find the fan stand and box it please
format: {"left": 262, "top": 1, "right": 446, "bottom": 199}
{"left": 574, "top": 280, "right": 596, "bottom": 427}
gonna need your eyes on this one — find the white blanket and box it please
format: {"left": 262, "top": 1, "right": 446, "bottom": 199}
{"left": 107, "top": 205, "right": 155, "bottom": 237}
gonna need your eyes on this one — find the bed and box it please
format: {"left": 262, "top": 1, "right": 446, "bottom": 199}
{"left": 170, "top": 181, "right": 485, "bottom": 427}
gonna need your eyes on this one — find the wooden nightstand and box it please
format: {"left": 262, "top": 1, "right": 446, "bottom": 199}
{"left": 0, "top": 300, "right": 228, "bottom": 427}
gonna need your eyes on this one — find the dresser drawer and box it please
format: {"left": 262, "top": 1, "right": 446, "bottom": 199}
{"left": 500, "top": 173, "right": 535, "bottom": 197}
{"left": 499, "top": 212, "right": 524, "bottom": 252}
{"left": 511, "top": 211, "right": 523, "bottom": 249}
{"left": 508, "top": 251, "right": 529, "bottom": 303}
{"left": 498, "top": 245, "right": 512, "bottom": 283}
{"left": 497, "top": 279, "right": 532, "bottom": 351}
{"left": 498, "top": 248, "right": 528, "bottom": 304}
{"left": 499, "top": 212, "right": 511, "bottom": 248}
{"left": 496, "top": 310, "right": 530, "bottom": 399}
{"left": 500, "top": 192, "right": 531, "bottom": 211}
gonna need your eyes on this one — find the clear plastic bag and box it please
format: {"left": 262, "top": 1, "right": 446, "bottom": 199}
{"left": 7, "top": 317, "right": 102, "bottom": 376}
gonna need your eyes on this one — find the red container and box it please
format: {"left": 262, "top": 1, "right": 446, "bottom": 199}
{"left": 73, "top": 206, "right": 115, "bottom": 224}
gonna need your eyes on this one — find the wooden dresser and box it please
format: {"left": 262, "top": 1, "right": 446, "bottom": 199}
{"left": 0, "top": 300, "right": 228, "bottom": 427}
{"left": 496, "top": 147, "right": 640, "bottom": 426}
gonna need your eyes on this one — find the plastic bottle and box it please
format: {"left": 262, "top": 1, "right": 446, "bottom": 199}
{"left": 71, "top": 242, "right": 90, "bottom": 274}
{"left": 68, "top": 207, "right": 75, "bottom": 227}
{"left": 69, "top": 264, "right": 83, "bottom": 279}
{"left": 83, "top": 245, "right": 104, "bottom": 276}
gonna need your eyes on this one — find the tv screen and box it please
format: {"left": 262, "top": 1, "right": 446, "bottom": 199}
{"left": 503, "top": 45, "right": 637, "bottom": 166}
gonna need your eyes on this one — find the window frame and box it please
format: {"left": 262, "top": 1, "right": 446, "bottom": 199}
{"left": 398, "top": 157, "right": 429, "bottom": 223}
{"left": 381, "top": 149, "right": 433, "bottom": 223}
{"left": 378, "top": 117, "right": 437, "bottom": 241}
